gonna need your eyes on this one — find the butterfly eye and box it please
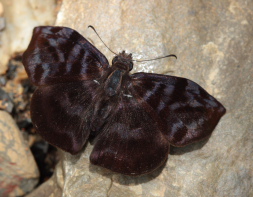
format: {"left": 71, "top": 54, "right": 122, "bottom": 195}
{"left": 112, "top": 56, "right": 118, "bottom": 64}
{"left": 128, "top": 61, "right": 133, "bottom": 71}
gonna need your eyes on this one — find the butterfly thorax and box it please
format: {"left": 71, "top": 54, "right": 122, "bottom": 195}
{"left": 100, "top": 51, "right": 132, "bottom": 97}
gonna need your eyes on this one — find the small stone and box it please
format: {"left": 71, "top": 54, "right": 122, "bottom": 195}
{"left": 0, "top": 75, "right": 6, "bottom": 85}
{"left": 0, "top": 87, "right": 13, "bottom": 113}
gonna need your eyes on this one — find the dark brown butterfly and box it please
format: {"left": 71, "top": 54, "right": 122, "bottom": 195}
{"left": 22, "top": 26, "right": 226, "bottom": 176}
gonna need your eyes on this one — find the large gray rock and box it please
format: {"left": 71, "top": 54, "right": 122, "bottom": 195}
{"left": 27, "top": 0, "right": 253, "bottom": 196}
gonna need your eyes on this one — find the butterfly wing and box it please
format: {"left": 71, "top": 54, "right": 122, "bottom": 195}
{"left": 22, "top": 26, "right": 109, "bottom": 86}
{"left": 22, "top": 26, "right": 110, "bottom": 154}
{"left": 90, "top": 94, "right": 169, "bottom": 176}
{"left": 131, "top": 73, "right": 226, "bottom": 147}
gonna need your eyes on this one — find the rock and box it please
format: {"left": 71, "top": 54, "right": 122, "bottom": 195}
{"left": 0, "top": 87, "right": 14, "bottom": 113}
{"left": 26, "top": 174, "right": 62, "bottom": 197}
{"left": 0, "top": 0, "right": 57, "bottom": 74}
{"left": 27, "top": 0, "right": 253, "bottom": 197}
{"left": 0, "top": 111, "right": 39, "bottom": 196}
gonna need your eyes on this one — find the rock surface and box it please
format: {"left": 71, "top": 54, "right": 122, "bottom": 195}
{"left": 27, "top": 0, "right": 253, "bottom": 196}
{"left": 0, "top": 111, "right": 39, "bottom": 196}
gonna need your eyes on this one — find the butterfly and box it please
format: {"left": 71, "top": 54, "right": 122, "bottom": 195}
{"left": 22, "top": 26, "right": 226, "bottom": 176}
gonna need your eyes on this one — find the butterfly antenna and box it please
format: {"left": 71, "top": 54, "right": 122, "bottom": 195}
{"left": 133, "top": 54, "right": 177, "bottom": 62}
{"left": 88, "top": 25, "right": 118, "bottom": 56}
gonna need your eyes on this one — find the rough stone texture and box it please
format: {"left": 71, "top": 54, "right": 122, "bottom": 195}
{"left": 0, "top": 0, "right": 56, "bottom": 74}
{"left": 27, "top": 0, "right": 253, "bottom": 197}
{"left": 0, "top": 111, "right": 39, "bottom": 196}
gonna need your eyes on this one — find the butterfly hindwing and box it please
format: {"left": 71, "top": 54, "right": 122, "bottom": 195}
{"left": 90, "top": 94, "right": 169, "bottom": 175}
{"left": 22, "top": 26, "right": 109, "bottom": 86}
{"left": 131, "top": 73, "right": 226, "bottom": 146}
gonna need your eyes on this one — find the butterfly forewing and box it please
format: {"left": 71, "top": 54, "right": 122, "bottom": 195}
{"left": 22, "top": 26, "right": 111, "bottom": 154}
{"left": 131, "top": 73, "right": 226, "bottom": 146}
{"left": 22, "top": 26, "right": 109, "bottom": 86}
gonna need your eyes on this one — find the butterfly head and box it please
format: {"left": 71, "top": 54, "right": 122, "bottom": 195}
{"left": 112, "top": 51, "right": 133, "bottom": 71}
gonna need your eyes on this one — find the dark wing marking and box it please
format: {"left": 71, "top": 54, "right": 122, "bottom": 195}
{"left": 131, "top": 73, "right": 226, "bottom": 147}
{"left": 30, "top": 81, "right": 99, "bottom": 154}
{"left": 22, "top": 26, "right": 109, "bottom": 86}
{"left": 90, "top": 94, "right": 169, "bottom": 176}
